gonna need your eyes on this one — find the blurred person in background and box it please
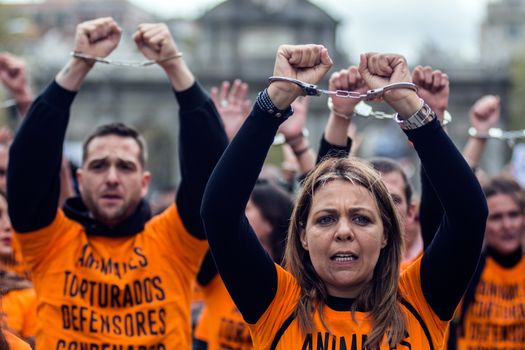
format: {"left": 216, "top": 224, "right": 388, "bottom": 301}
{"left": 0, "top": 191, "right": 35, "bottom": 348}
{"left": 443, "top": 95, "right": 525, "bottom": 349}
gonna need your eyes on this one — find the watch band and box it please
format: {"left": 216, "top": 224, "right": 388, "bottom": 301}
{"left": 256, "top": 89, "right": 294, "bottom": 119}
{"left": 394, "top": 99, "right": 436, "bottom": 130}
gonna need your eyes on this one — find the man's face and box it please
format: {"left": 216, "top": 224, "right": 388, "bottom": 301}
{"left": 77, "top": 135, "right": 150, "bottom": 227}
{"left": 380, "top": 171, "right": 415, "bottom": 229}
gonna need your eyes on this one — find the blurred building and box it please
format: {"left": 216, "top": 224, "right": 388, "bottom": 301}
{"left": 480, "top": 0, "right": 525, "bottom": 67}
{"left": 1, "top": 0, "right": 521, "bottom": 190}
{"left": 1, "top": 0, "right": 347, "bottom": 191}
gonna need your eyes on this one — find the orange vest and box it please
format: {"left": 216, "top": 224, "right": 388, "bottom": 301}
{"left": 15, "top": 204, "right": 207, "bottom": 349}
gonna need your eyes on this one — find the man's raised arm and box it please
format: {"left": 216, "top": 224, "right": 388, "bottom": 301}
{"left": 8, "top": 17, "right": 121, "bottom": 232}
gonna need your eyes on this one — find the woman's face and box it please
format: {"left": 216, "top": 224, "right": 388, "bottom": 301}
{"left": 486, "top": 193, "right": 524, "bottom": 255}
{"left": 0, "top": 195, "right": 13, "bottom": 258}
{"left": 301, "top": 180, "right": 386, "bottom": 298}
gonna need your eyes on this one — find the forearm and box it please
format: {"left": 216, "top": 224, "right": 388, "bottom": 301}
{"left": 162, "top": 59, "right": 195, "bottom": 92}
{"left": 418, "top": 166, "right": 443, "bottom": 250}
{"left": 407, "top": 119, "right": 487, "bottom": 320}
{"left": 287, "top": 135, "right": 315, "bottom": 175}
{"left": 55, "top": 58, "right": 92, "bottom": 91}
{"left": 324, "top": 112, "right": 351, "bottom": 147}
{"left": 8, "top": 81, "right": 76, "bottom": 232}
{"left": 201, "top": 103, "right": 285, "bottom": 323}
{"left": 175, "top": 82, "right": 229, "bottom": 240}
{"left": 462, "top": 137, "right": 487, "bottom": 169}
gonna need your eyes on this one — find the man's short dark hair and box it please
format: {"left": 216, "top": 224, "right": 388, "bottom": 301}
{"left": 369, "top": 157, "right": 413, "bottom": 208}
{"left": 82, "top": 123, "right": 148, "bottom": 168}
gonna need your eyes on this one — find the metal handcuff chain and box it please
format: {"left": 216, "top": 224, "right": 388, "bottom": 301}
{"left": 71, "top": 51, "right": 183, "bottom": 67}
{"left": 330, "top": 99, "right": 452, "bottom": 126}
{"left": 469, "top": 127, "right": 525, "bottom": 147}
{"left": 268, "top": 76, "right": 418, "bottom": 101}
{"left": 268, "top": 76, "right": 452, "bottom": 125}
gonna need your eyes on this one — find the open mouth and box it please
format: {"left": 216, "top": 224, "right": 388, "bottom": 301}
{"left": 331, "top": 253, "right": 358, "bottom": 262}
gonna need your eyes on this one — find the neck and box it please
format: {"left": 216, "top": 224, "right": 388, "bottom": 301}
{"left": 403, "top": 232, "right": 423, "bottom": 261}
{"left": 486, "top": 245, "right": 522, "bottom": 268}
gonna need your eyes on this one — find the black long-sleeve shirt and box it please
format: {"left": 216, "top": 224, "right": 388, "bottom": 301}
{"left": 201, "top": 101, "right": 488, "bottom": 324}
{"left": 8, "top": 80, "right": 228, "bottom": 239}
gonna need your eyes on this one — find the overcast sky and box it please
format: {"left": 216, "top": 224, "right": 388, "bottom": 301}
{"left": 129, "top": 0, "right": 493, "bottom": 63}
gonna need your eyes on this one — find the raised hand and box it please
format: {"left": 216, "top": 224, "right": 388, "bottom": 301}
{"left": 329, "top": 66, "right": 368, "bottom": 118}
{"left": 462, "top": 95, "right": 501, "bottom": 168}
{"left": 133, "top": 23, "right": 180, "bottom": 69}
{"left": 412, "top": 66, "right": 449, "bottom": 121}
{"left": 57, "top": 17, "right": 122, "bottom": 90}
{"left": 269, "top": 44, "right": 333, "bottom": 109}
{"left": 469, "top": 95, "right": 500, "bottom": 134}
{"left": 74, "top": 17, "right": 122, "bottom": 61}
{"left": 133, "top": 22, "right": 193, "bottom": 90}
{"left": 0, "top": 52, "right": 32, "bottom": 116}
{"left": 358, "top": 53, "right": 420, "bottom": 118}
{"left": 210, "top": 79, "right": 251, "bottom": 141}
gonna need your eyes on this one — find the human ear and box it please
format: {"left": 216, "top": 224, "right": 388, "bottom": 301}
{"left": 300, "top": 227, "right": 309, "bottom": 250}
{"left": 141, "top": 170, "right": 151, "bottom": 197}
{"left": 76, "top": 168, "right": 84, "bottom": 194}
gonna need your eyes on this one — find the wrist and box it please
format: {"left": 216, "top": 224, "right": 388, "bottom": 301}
{"left": 267, "top": 82, "right": 302, "bottom": 110}
{"left": 293, "top": 146, "right": 310, "bottom": 158}
{"left": 286, "top": 128, "right": 309, "bottom": 147}
{"left": 394, "top": 99, "right": 437, "bottom": 130}
{"left": 71, "top": 54, "right": 96, "bottom": 69}
{"left": 468, "top": 127, "right": 492, "bottom": 139}
{"left": 288, "top": 134, "right": 309, "bottom": 151}
{"left": 55, "top": 58, "right": 93, "bottom": 91}
{"left": 290, "top": 137, "right": 311, "bottom": 158}
{"left": 327, "top": 97, "right": 354, "bottom": 121}
{"left": 256, "top": 89, "right": 294, "bottom": 119}
{"left": 388, "top": 93, "right": 422, "bottom": 119}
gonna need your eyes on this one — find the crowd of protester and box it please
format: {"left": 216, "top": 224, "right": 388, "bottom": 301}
{"left": 0, "top": 16, "right": 523, "bottom": 350}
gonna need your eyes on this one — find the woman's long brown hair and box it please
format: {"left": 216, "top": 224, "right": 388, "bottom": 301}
{"left": 283, "top": 157, "right": 406, "bottom": 349}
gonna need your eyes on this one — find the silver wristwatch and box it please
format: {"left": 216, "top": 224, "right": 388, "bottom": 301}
{"left": 394, "top": 102, "right": 436, "bottom": 130}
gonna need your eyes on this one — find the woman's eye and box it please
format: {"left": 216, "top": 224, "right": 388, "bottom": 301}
{"left": 317, "top": 216, "right": 335, "bottom": 225}
{"left": 353, "top": 215, "right": 371, "bottom": 226}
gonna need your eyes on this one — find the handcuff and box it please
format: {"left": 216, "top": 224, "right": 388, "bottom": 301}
{"left": 269, "top": 76, "right": 451, "bottom": 126}
{"left": 71, "top": 51, "right": 183, "bottom": 67}
{"left": 268, "top": 76, "right": 417, "bottom": 101}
